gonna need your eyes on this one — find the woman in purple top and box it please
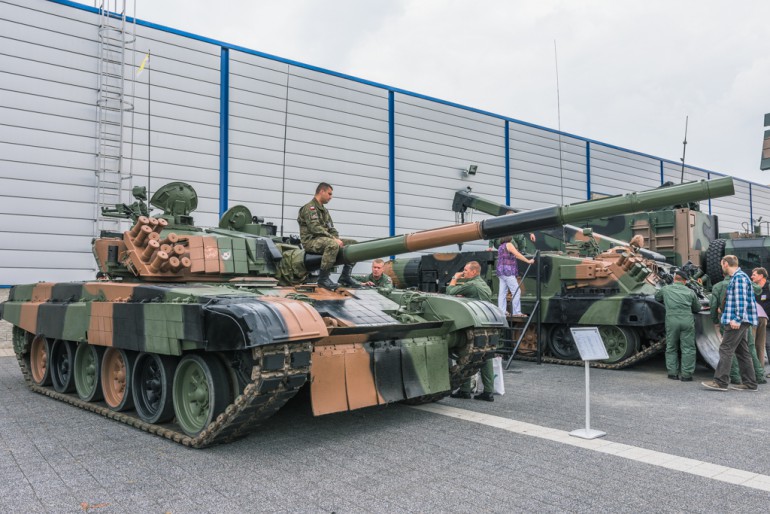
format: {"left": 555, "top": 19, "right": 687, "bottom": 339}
{"left": 496, "top": 236, "right": 534, "bottom": 316}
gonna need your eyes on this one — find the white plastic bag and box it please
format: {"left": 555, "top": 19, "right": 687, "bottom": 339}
{"left": 470, "top": 371, "right": 483, "bottom": 394}
{"left": 492, "top": 356, "right": 505, "bottom": 395}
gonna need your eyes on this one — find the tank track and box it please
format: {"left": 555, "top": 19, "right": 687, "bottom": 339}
{"left": 513, "top": 337, "right": 666, "bottom": 370}
{"left": 402, "top": 327, "right": 499, "bottom": 404}
{"left": 13, "top": 328, "right": 311, "bottom": 448}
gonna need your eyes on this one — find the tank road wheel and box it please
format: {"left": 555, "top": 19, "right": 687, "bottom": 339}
{"left": 600, "top": 326, "right": 639, "bottom": 364}
{"left": 172, "top": 354, "right": 231, "bottom": 437}
{"left": 28, "top": 334, "right": 52, "bottom": 386}
{"left": 74, "top": 343, "right": 105, "bottom": 402}
{"left": 50, "top": 340, "right": 76, "bottom": 393}
{"left": 705, "top": 239, "right": 726, "bottom": 286}
{"left": 101, "top": 348, "right": 136, "bottom": 411}
{"left": 132, "top": 353, "right": 178, "bottom": 424}
{"left": 546, "top": 325, "right": 580, "bottom": 360}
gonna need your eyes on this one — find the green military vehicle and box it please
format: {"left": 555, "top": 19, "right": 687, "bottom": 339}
{"left": 0, "top": 179, "right": 731, "bottom": 446}
{"left": 388, "top": 179, "right": 735, "bottom": 368}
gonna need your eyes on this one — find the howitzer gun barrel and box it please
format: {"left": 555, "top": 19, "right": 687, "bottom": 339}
{"left": 338, "top": 177, "right": 734, "bottom": 265}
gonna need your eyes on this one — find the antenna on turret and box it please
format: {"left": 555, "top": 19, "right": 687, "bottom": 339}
{"left": 146, "top": 49, "right": 152, "bottom": 209}
{"left": 554, "top": 40, "right": 566, "bottom": 245}
{"left": 679, "top": 115, "right": 688, "bottom": 183}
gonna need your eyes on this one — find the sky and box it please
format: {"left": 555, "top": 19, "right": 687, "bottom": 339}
{"left": 112, "top": 0, "right": 770, "bottom": 185}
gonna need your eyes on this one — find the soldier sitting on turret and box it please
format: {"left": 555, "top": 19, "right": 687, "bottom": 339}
{"left": 298, "top": 182, "right": 361, "bottom": 290}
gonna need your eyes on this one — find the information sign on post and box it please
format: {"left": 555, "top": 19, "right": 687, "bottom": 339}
{"left": 569, "top": 327, "right": 607, "bottom": 440}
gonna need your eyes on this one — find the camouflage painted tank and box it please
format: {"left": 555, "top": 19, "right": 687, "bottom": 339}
{"left": 389, "top": 178, "right": 735, "bottom": 368}
{"left": 2, "top": 180, "right": 598, "bottom": 448}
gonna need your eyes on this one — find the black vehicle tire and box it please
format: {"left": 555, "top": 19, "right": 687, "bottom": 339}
{"left": 132, "top": 352, "right": 178, "bottom": 424}
{"left": 50, "top": 340, "right": 76, "bottom": 393}
{"left": 705, "top": 239, "right": 726, "bottom": 286}
{"left": 546, "top": 324, "right": 580, "bottom": 360}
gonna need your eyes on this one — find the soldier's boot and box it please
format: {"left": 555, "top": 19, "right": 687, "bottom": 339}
{"left": 316, "top": 269, "right": 338, "bottom": 291}
{"left": 338, "top": 265, "right": 362, "bottom": 288}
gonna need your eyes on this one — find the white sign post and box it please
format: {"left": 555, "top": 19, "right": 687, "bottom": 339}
{"left": 569, "top": 327, "right": 608, "bottom": 440}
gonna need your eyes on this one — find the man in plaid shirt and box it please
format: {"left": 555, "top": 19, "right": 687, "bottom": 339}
{"left": 702, "top": 255, "right": 759, "bottom": 391}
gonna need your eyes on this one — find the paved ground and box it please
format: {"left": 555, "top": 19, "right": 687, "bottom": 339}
{"left": 2, "top": 351, "right": 769, "bottom": 513}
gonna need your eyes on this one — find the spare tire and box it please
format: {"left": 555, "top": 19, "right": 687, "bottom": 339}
{"left": 705, "top": 239, "right": 726, "bottom": 286}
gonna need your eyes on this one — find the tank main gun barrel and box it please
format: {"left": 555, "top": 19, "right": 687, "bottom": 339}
{"left": 452, "top": 186, "right": 673, "bottom": 261}
{"left": 338, "top": 177, "right": 735, "bottom": 265}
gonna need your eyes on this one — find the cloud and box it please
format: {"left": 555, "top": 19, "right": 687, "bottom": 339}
{"left": 108, "top": 0, "right": 770, "bottom": 184}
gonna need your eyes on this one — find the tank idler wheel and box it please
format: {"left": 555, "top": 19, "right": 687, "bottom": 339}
{"left": 546, "top": 325, "right": 580, "bottom": 360}
{"left": 50, "top": 340, "right": 76, "bottom": 393}
{"left": 29, "top": 334, "right": 52, "bottom": 386}
{"left": 600, "top": 326, "right": 639, "bottom": 364}
{"left": 74, "top": 343, "right": 105, "bottom": 402}
{"left": 101, "top": 348, "right": 136, "bottom": 411}
{"left": 132, "top": 353, "right": 178, "bottom": 424}
{"left": 172, "top": 354, "right": 231, "bottom": 437}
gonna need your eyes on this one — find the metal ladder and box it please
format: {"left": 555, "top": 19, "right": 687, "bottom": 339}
{"left": 95, "top": 0, "right": 136, "bottom": 235}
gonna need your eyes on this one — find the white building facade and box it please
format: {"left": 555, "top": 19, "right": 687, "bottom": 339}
{"left": 0, "top": 0, "right": 765, "bottom": 286}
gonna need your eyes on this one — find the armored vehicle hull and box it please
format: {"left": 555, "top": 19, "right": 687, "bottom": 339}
{"left": 4, "top": 282, "right": 501, "bottom": 447}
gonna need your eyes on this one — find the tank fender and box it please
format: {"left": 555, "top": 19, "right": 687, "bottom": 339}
{"left": 203, "top": 297, "right": 327, "bottom": 350}
{"left": 419, "top": 296, "right": 507, "bottom": 331}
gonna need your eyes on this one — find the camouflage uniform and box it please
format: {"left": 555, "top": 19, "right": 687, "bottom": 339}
{"left": 447, "top": 276, "right": 496, "bottom": 394}
{"left": 297, "top": 198, "right": 357, "bottom": 272}
{"left": 364, "top": 272, "right": 393, "bottom": 293}
{"left": 654, "top": 282, "right": 701, "bottom": 379}
{"left": 712, "top": 279, "right": 765, "bottom": 383}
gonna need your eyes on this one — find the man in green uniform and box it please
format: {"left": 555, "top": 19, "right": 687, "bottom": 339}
{"left": 711, "top": 274, "right": 766, "bottom": 384}
{"left": 446, "top": 261, "right": 497, "bottom": 402}
{"left": 361, "top": 258, "right": 393, "bottom": 293}
{"left": 298, "top": 182, "right": 360, "bottom": 290}
{"left": 654, "top": 270, "right": 701, "bottom": 381}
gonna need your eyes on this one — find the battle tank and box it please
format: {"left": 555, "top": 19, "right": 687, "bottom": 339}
{"left": 0, "top": 179, "right": 732, "bottom": 447}
{"left": 387, "top": 178, "right": 735, "bottom": 368}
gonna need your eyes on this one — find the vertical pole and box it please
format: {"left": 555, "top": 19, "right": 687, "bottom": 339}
{"left": 750, "top": 183, "right": 754, "bottom": 233}
{"left": 219, "top": 47, "right": 230, "bottom": 217}
{"left": 505, "top": 120, "right": 510, "bottom": 205}
{"left": 660, "top": 160, "right": 664, "bottom": 186}
{"left": 585, "top": 360, "right": 591, "bottom": 432}
{"left": 388, "top": 91, "right": 395, "bottom": 239}
{"left": 585, "top": 141, "right": 591, "bottom": 200}
{"left": 707, "top": 172, "right": 712, "bottom": 215}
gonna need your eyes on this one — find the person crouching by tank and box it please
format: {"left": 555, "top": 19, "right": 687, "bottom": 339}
{"left": 360, "top": 258, "right": 393, "bottom": 293}
{"left": 447, "top": 261, "right": 496, "bottom": 402}
{"left": 298, "top": 182, "right": 361, "bottom": 290}
{"left": 702, "top": 255, "right": 758, "bottom": 391}
{"left": 654, "top": 270, "right": 701, "bottom": 381}
{"left": 751, "top": 267, "right": 770, "bottom": 368}
{"left": 496, "top": 235, "right": 534, "bottom": 316}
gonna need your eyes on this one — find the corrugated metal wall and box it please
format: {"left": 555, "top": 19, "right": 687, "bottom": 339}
{"left": 0, "top": 0, "right": 767, "bottom": 285}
